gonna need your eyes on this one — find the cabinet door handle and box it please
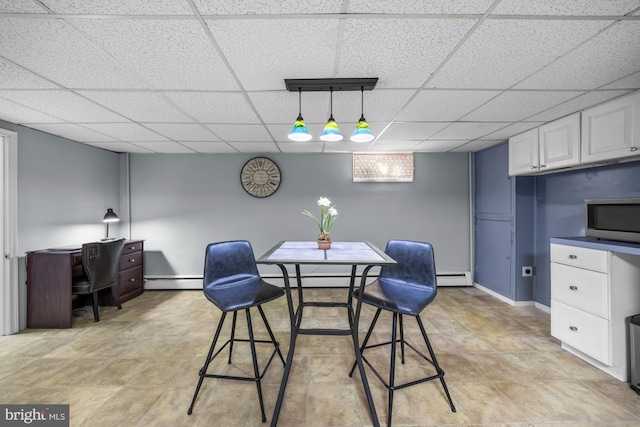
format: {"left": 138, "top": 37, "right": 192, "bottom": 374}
{"left": 128, "top": 258, "right": 136, "bottom": 263}
{"left": 128, "top": 246, "right": 137, "bottom": 250}
{"left": 129, "top": 278, "right": 136, "bottom": 282}
{"left": 569, "top": 285, "right": 578, "bottom": 291}
{"left": 569, "top": 326, "right": 578, "bottom": 332}
{"left": 568, "top": 255, "right": 577, "bottom": 259}
{"left": 630, "top": 147, "right": 638, "bottom": 152}
{"left": 539, "top": 164, "right": 547, "bottom": 168}
{"left": 530, "top": 165, "right": 537, "bottom": 170}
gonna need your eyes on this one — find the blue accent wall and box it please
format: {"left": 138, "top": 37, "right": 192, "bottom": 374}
{"left": 475, "top": 142, "right": 640, "bottom": 306}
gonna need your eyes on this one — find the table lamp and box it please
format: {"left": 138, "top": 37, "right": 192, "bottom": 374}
{"left": 103, "top": 208, "right": 119, "bottom": 240}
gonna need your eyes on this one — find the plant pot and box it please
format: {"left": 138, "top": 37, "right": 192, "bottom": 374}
{"left": 317, "top": 239, "right": 332, "bottom": 250}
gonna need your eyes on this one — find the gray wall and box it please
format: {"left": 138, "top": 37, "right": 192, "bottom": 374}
{"left": 1, "top": 120, "right": 122, "bottom": 329}
{"left": 129, "top": 152, "right": 472, "bottom": 278}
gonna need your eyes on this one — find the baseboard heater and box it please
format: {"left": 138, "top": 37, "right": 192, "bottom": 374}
{"left": 144, "top": 271, "right": 472, "bottom": 290}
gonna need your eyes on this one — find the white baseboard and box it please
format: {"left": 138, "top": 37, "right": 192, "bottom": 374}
{"left": 145, "top": 271, "right": 473, "bottom": 290}
{"left": 472, "top": 282, "right": 535, "bottom": 307}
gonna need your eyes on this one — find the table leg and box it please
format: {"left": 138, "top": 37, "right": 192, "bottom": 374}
{"left": 352, "top": 265, "right": 380, "bottom": 427}
{"left": 271, "top": 264, "right": 296, "bottom": 427}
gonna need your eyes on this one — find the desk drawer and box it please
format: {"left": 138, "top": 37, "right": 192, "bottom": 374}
{"left": 550, "top": 244, "right": 608, "bottom": 273}
{"left": 551, "top": 262, "right": 609, "bottom": 318}
{"left": 123, "top": 241, "right": 143, "bottom": 255}
{"left": 119, "top": 266, "right": 143, "bottom": 295}
{"left": 551, "top": 299, "right": 610, "bottom": 364}
{"left": 120, "top": 251, "right": 142, "bottom": 270}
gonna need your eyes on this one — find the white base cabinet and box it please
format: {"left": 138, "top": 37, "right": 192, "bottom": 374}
{"left": 550, "top": 242, "right": 640, "bottom": 381}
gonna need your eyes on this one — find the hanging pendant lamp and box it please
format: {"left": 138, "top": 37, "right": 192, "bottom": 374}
{"left": 288, "top": 88, "right": 312, "bottom": 141}
{"left": 320, "top": 88, "right": 343, "bottom": 142}
{"left": 351, "top": 86, "right": 375, "bottom": 142}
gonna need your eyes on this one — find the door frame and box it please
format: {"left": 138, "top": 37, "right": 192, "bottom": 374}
{"left": 1, "top": 128, "right": 19, "bottom": 335}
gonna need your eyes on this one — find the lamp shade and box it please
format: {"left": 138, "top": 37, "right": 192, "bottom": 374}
{"left": 351, "top": 115, "right": 374, "bottom": 142}
{"left": 320, "top": 116, "right": 343, "bottom": 141}
{"left": 103, "top": 208, "right": 119, "bottom": 223}
{"left": 288, "top": 115, "right": 312, "bottom": 141}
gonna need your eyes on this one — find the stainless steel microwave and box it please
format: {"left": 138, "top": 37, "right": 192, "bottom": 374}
{"left": 585, "top": 198, "right": 640, "bottom": 243}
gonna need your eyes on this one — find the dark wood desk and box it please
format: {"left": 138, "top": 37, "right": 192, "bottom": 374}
{"left": 26, "top": 239, "right": 144, "bottom": 328}
{"left": 257, "top": 241, "right": 396, "bottom": 427}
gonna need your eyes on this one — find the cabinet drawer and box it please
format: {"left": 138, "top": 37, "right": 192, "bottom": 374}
{"left": 550, "top": 244, "right": 608, "bottom": 273}
{"left": 122, "top": 241, "right": 143, "bottom": 255}
{"left": 551, "top": 300, "right": 610, "bottom": 364}
{"left": 120, "top": 250, "right": 142, "bottom": 270}
{"left": 119, "top": 266, "right": 143, "bottom": 295}
{"left": 551, "top": 262, "right": 609, "bottom": 318}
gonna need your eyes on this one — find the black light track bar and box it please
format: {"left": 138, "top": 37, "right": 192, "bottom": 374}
{"left": 285, "top": 77, "right": 378, "bottom": 92}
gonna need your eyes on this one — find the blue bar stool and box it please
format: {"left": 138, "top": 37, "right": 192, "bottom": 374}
{"left": 188, "top": 240, "right": 285, "bottom": 422}
{"left": 350, "top": 239, "right": 456, "bottom": 426}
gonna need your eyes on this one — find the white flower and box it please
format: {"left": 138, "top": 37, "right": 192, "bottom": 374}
{"left": 317, "top": 197, "right": 331, "bottom": 207}
{"left": 328, "top": 207, "right": 338, "bottom": 216}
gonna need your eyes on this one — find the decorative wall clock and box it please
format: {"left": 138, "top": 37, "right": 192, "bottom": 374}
{"left": 240, "top": 157, "right": 281, "bottom": 198}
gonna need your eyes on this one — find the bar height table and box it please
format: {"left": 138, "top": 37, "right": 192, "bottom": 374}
{"left": 257, "top": 241, "right": 396, "bottom": 427}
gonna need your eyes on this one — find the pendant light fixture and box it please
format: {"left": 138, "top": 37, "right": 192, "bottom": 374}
{"left": 288, "top": 88, "right": 312, "bottom": 141}
{"left": 350, "top": 86, "right": 375, "bottom": 142}
{"left": 320, "top": 87, "right": 343, "bottom": 142}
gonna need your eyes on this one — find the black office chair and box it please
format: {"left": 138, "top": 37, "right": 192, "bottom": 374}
{"left": 350, "top": 239, "right": 456, "bottom": 426}
{"left": 72, "top": 238, "right": 125, "bottom": 322}
{"left": 188, "top": 240, "right": 285, "bottom": 422}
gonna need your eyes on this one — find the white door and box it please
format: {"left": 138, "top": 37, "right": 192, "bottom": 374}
{"left": 1, "top": 130, "right": 19, "bottom": 335}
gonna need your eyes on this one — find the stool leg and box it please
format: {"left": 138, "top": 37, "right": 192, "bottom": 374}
{"left": 349, "top": 307, "right": 382, "bottom": 377}
{"left": 416, "top": 315, "right": 456, "bottom": 412}
{"left": 257, "top": 305, "right": 285, "bottom": 365}
{"left": 246, "top": 308, "right": 267, "bottom": 423}
{"left": 228, "top": 310, "right": 238, "bottom": 364}
{"left": 188, "top": 311, "right": 227, "bottom": 415}
{"left": 388, "top": 312, "right": 398, "bottom": 427}
{"left": 399, "top": 314, "right": 405, "bottom": 364}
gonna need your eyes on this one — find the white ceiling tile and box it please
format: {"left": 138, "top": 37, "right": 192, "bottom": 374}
{"left": 332, "top": 89, "right": 416, "bottom": 122}
{"left": 0, "top": 0, "right": 48, "bottom": 13}
{"left": 396, "top": 90, "right": 500, "bottom": 121}
{"left": 462, "top": 90, "right": 579, "bottom": 121}
{"left": 0, "top": 18, "right": 147, "bottom": 89}
{"left": 526, "top": 90, "right": 632, "bottom": 122}
{"left": 430, "top": 122, "right": 508, "bottom": 139}
{"left": 516, "top": 21, "right": 640, "bottom": 90}
{"left": 164, "top": 92, "right": 260, "bottom": 123}
{"left": 322, "top": 140, "right": 379, "bottom": 153}
{"left": 477, "top": 122, "right": 543, "bottom": 141}
{"left": 227, "top": 141, "right": 280, "bottom": 153}
{"left": 601, "top": 71, "right": 640, "bottom": 89}
{"left": 277, "top": 141, "right": 325, "bottom": 153}
{"left": 493, "top": 0, "right": 640, "bottom": 15}
{"left": 85, "top": 142, "right": 154, "bottom": 153}
{"left": 193, "top": 0, "right": 344, "bottom": 14}
{"left": 251, "top": 91, "right": 331, "bottom": 125}
{"left": 25, "top": 123, "right": 119, "bottom": 142}
{"left": 180, "top": 141, "right": 238, "bottom": 153}
{"left": 347, "top": 0, "right": 495, "bottom": 14}
{"left": 143, "top": 123, "right": 220, "bottom": 141}
{"left": 451, "top": 140, "right": 503, "bottom": 152}
{"left": 0, "top": 58, "right": 59, "bottom": 89}
{"left": 70, "top": 19, "right": 239, "bottom": 90}
{"left": 428, "top": 19, "right": 612, "bottom": 89}
{"left": 82, "top": 123, "right": 169, "bottom": 142}
{"left": 41, "top": 0, "right": 193, "bottom": 15}
{"left": 365, "top": 140, "right": 421, "bottom": 151}
{"left": 209, "top": 19, "right": 340, "bottom": 91}
{"left": 206, "top": 124, "right": 273, "bottom": 142}
{"left": 0, "top": 97, "right": 63, "bottom": 124}
{"left": 412, "top": 140, "right": 471, "bottom": 152}
{"left": 339, "top": 18, "right": 476, "bottom": 89}
{"left": 78, "top": 91, "right": 194, "bottom": 122}
{"left": 378, "top": 122, "right": 450, "bottom": 141}
{"left": 0, "top": 90, "right": 127, "bottom": 122}
{"left": 131, "top": 141, "right": 196, "bottom": 153}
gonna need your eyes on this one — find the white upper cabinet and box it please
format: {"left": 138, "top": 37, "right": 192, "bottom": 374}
{"left": 582, "top": 91, "right": 640, "bottom": 164}
{"left": 509, "top": 128, "right": 539, "bottom": 175}
{"left": 509, "top": 113, "right": 580, "bottom": 176}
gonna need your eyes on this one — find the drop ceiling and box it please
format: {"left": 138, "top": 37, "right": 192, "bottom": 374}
{"left": 1, "top": 0, "right": 639, "bottom": 154}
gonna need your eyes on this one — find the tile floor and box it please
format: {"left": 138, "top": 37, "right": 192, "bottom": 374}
{"left": 1, "top": 287, "right": 640, "bottom": 427}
